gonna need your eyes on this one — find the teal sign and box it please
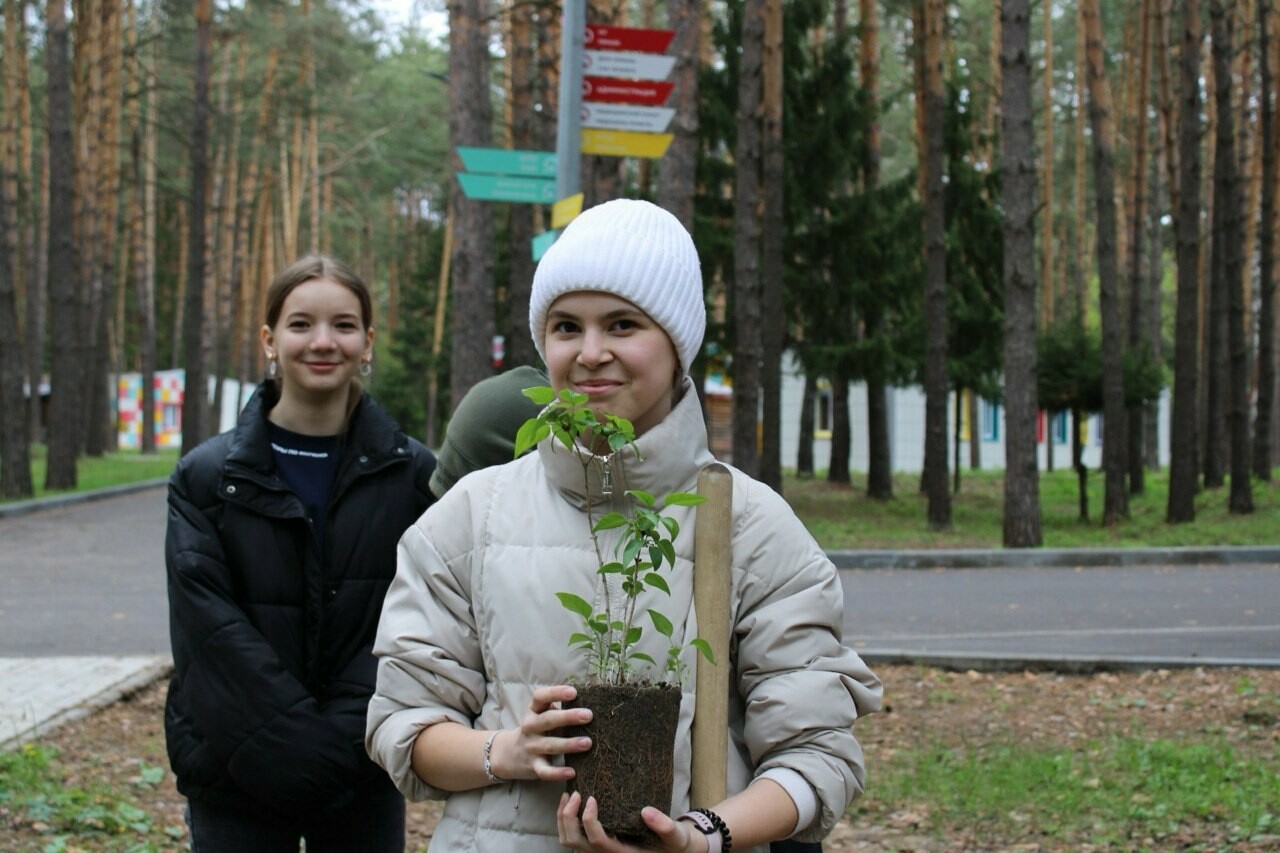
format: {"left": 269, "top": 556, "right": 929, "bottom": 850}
{"left": 457, "top": 173, "right": 557, "bottom": 204}
{"left": 457, "top": 147, "right": 557, "bottom": 177}
{"left": 532, "top": 229, "right": 559, "bottom": 261}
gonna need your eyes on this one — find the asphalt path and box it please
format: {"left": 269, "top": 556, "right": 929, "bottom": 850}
{"left": 1, "top": 485, "right": 1277, "bottom": 670}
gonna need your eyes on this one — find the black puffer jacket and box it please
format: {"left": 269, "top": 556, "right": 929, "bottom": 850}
{"left": 164, "top": 384, "right": 435, "bottom": 817}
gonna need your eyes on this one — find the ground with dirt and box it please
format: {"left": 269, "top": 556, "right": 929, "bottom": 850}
{"left": 3, "top": 664, "right": 1278, "bottom": 851}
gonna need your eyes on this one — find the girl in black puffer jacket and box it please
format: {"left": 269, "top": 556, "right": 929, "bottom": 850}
{"left": 164, "top": 255, "right": 435, "bottom": 851}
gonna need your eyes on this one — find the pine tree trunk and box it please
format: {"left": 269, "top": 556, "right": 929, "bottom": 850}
{"left": 503, "top": 0, "right": 537, "bottom": 370}
{"left": 732, "top": 0, "right": 764, "bottom": 478}
{"left": 657, "top": 0, "right": 700, "bottom": 232}
{"left": 920, "top": 0, "right": 950, "bottom": 529}
{"left": 0, "top": 178, "right": 34, "bottom": 497}
{"left": 1257, "top": 0, "right": 1277, "bottom": 480}
{"left": 1208, "top": 0, "right": 1254, "bottom": 513}
{"left": 1126, "top": 0, "right": 1153, "bottom": 495}
{"left": 1083, "top": 0, "right": 1130, "bottom": 524}
{"left": 1167, "top": 0, "right": 1203, "bottom": 522}
{"left": 796, "top": 373, "right": 814, "bottom": 477}
{"left": 860, "top": 0, "right": 891, "bottom": 499}
{"left": 1040, "top": 0, "right": 1056, "bottom": 323}
{"left": 448, "top": 0, "right": 495, "bottom": 410}
{"left": 45, "top": 0, "right": 79, "bottom": 488}
{"left": 759, "top": 0, "right": 783, "bottom": 493}
{"left": 181, "top": 0, "right": 213, "bottom": 454}
{"left": 1000, "top": 0, "right": 1042, "bottom": 548}
{"left": 827, "top": 369, "right": 850, "bottom": 483}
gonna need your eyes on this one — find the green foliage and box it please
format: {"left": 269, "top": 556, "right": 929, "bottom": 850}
{"left": 0, "top": 743, "right": 169, "bottom": 848}
{"left": 514, "top": 387, "right": 712, "bottom": 686}
{"left": 1037, "top": 314, "right": 1104, "bottom": 414}
{"left": 861, "top": 736, "right": 1280, "bottom": 847}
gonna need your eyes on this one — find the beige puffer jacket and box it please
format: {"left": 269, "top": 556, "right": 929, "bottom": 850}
{"left": 367, "top": 380, "right": 882, "bottom": 851}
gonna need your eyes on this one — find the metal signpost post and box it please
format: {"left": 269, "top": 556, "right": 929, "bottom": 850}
{"left": 555, "top": 0, "right": 586, "bottom": 201}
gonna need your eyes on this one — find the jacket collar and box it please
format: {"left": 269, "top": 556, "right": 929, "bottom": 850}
{"left": 538, "top": 376, "right": 715, "bottom": 511}
{"left": 225, "top": 382, "right": 407, "bottom": 479}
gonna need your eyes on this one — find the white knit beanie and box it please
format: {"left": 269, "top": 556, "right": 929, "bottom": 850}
{"left": 529, "top": 198, "right": 705, "bottom": 376}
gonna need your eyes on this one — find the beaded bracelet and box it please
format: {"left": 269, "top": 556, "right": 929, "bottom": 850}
{"left": 482, "top": 729, "right": 505, "bottom": 784}
{"left": 678, "top": 807, "right": 732, "bottom": 853}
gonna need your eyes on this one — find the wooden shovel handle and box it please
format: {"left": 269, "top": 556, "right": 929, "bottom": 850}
{"left": 691, "top": 462, "right": 732, "bottom": 807}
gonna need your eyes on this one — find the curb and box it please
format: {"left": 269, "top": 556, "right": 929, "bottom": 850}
{"left": 856, "top": 649, "right": 1280, "bottom": 674}
{"left": 0, "top": 478, "right": 169, "bottom": 520}
{"left": 829, "top": 545, "right": 1280, "bottom": 570}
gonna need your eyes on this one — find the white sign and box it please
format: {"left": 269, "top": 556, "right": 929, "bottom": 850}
{"left": 582, "top": 49, "right": 676, "bottom": 81}
{"left": 581, "top": 103, "right": 676, "bottom": 134}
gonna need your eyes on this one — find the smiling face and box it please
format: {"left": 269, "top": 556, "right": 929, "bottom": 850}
{"left": 261, "top": 277, "right": 374, "bottom": 409}
{"left": 542, "top": 291, "right": 680, "bottom": 438}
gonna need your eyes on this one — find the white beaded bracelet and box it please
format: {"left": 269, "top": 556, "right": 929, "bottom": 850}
{"left": 482, "top": 729, "right": 505, "bottom": 784}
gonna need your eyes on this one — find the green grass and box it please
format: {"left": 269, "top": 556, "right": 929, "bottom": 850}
{"left": 0, "top": 743, "right": 184, "bottom": 851}
{"left": 857, "top": 736, "right": 1280, "bottom": 847}
{"left": 3, "top": 444, "right": 178, "bottom": 505}
{"left": 787, "top": 467, "right": 1279, "bottom": 549}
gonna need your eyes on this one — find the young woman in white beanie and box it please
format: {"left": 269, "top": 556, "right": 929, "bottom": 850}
{"left": 367, "top": 199, "right": 882, "bottom": 852}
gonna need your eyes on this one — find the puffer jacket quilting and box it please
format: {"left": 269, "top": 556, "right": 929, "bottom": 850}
{"left": 165, "top": 384, "right": 436, "bottom": 817}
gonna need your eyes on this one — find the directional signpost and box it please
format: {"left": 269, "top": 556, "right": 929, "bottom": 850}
{"left": 581, "top": 103, "right": 675, "bottom": 133}
{"left": 584, "top": 23, "right": 675, "bottom": 53}
{"left": 456, "top": 146, "right": 557, "bottom": 204}
{"left": 582, "top": 77, "right": 675, "bottom": 106}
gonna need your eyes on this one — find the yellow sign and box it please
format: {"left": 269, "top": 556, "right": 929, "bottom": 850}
{"left": 580, "top": 128, "right": 674, "bottom": 159}
{"left": 552, "top": 194, "right": 584, "bottom": 229}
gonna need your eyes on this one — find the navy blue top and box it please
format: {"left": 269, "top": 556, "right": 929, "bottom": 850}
{"left": 268, "top": 422, "right": 342, "bottom": 547}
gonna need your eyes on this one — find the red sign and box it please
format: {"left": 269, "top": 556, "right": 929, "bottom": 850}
{"left": 583, "top": 76, "right": 675, "bottom": 106}
{"left": 585, "top": 24, "right": 675, "bottom": 54}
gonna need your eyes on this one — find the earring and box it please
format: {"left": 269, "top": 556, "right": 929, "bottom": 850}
{"left": 359, "top": 359, "right": 372, "bottom": 378}
{"left": 266, "top": 357, "right": 278, "bottom": 379}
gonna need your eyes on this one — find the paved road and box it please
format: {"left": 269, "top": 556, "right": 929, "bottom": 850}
{"left": 1, "top": 485, "right": 1278, "bottom": 668}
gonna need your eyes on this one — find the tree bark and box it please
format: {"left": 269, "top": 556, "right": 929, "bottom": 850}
{"left": 1083, "top": 0, "right": 1129, "bottom": 524}
{"left": 759, "top": 0, "right": 783, "bottom": 493}
{"left": 0, "top": 175, "right": 33, "bottom": 497}
{"left": 448, "top": 0, "right": 496, "bottom": 411}
{"left": 1126, "top": 0, "right": 1153, "bottom": 495}
{"left": 1255, "top": 0, "right": 1276, "bottom": 481}
{"left": 1000, "top": 0, "right": 1042, "bottom": 548}
{"left": 1208, "top": 0, "right": 1254, "bottom": 513}
{"left": 796, "top": 374, "right": 815, "bottom": 477}
{"left": 920, "top": 0, "right": 950, "bottom": 529}
{"left": 732, "top": 0, "right": 764, "bottom": 478}
{"left": 503, "top": 0, "right": 537, "bottom": 370}
{"left": 45, "top": 0, "right": 79, "bottom": 488}
{"left": 1167, "top": 0, "right": 1203, "bottom": 522}
{"left": 181, "top": 0, "right": 213, "bottom": 454}
{"left": 860, "top": 0, "right": 891, "bottom": 499}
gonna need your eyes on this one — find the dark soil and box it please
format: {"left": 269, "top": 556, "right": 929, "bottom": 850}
{"left": 3, "top": 664, "right": 1279, "bottom": 851}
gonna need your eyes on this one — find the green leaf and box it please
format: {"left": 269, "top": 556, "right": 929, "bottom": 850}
{"left": 593, "top": 513, "right": 629, "bottom": 531}
{"left": 630, "top": 652, "right": 656, "bottom": 666}
{"left": 660, "top": 540, "right": 676, "bottom": 566}
{"left": 568, "top": 633, "right": 594, "bottom": 647}
{"left": 648, "top": 609, "right": 674, "bottom": 638}
{"left": 644, "top": 573, "right": 671, "bottom": 594}
{"left": 649, "top": 546, "right": 665, "bottom": 571}
{"left": 689, "top": 638, "right": 715, "bottom": 664}
{"left": 607, "top": 432, "right": 630, "bottom": 452}
{"left": 522, "top": 385, "right": 556, "bottom": 405}
{"left": 556, "top": 592, "right": 593, "bottom": 620}
{"left": 661, "top": 516, "right": 679, "bottom": 538}
{"left": 599, "top": 561, "right": 625, "bottom": 575}
{"left": 514, "top": 420, "right": 546, "bottom": 458}
{"left": 628, "top": 489, "right": 656, "bottom": 507}
{"left": 664, "top": 492, "right": 708, "bottom": 507}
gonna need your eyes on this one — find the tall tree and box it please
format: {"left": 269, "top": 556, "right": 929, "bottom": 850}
{"left": 657, "top": 0, "right": 700, "bottom": 232}
{"left": 1000, "top": 0, "right": 1041, "bottom": 548}
{"left": 1126, "top": 0, "right": 1154, "bottom": 495}
{"left": 0, "top": 182, "right": 33, "bottom": 498}
{"left": 1209, "top": 0, "right": 1253, "bottom": 513}
{"left": 731, "top": 0, "right": 764, "bottom": 478}
{"left": 180, "top": 0, "right": 213, "bottom": 455}
{"left": 759, "top": 0, "right": 783, "bottom": 492}
{"left": 1082, "top": 0, "right": 1129, "bottom": 524}
{"left": 45, "top": 0, "right": 79, "bottom": 488}
{"left": 448, "top": 0, "right": 496, "bottom": 409}
{"left": 1168, "top": 0, "right": 1204, "bottom": 522}
{"left": 860, "top": 0, "right": 892, "bottom": 499}
{"left": 920, "top": 0, "right": 950, "bottom": 529}
{"left": 1255, "top": 0, "right": 1276, "bottom": 481}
